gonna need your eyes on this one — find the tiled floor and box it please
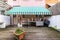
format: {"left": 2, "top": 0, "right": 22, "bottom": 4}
{"left": 0, "top": 26, "right": 60, "bottom": 40}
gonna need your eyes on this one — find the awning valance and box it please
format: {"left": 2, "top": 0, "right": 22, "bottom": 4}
{"left": 5, "top": 7, "right": 52, "bottom": 15}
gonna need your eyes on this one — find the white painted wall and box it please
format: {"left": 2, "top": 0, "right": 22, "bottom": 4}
{"left": 49, "top": 15, "right": 60, "bottom": 29}
{"left": 7, "top": 0, "right": 45, "bottom": 7}
{"left": 0, "top": 15, "right": 10, "bottom": 26}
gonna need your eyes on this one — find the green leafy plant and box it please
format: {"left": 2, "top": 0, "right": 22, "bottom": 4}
{"left": 15, "top": 28, "right": 23, "bottom": 35}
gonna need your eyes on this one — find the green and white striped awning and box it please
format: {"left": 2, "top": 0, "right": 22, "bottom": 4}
{"left": 5, "top": 7, "right": 52, "bottom": 15}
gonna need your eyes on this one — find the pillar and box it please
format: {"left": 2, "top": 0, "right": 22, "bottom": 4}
{"left": 10, "top": 15, "right": 14, "bottom": 25}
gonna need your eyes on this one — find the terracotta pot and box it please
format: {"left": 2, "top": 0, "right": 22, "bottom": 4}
{"left": 14, "top": 29, "right": 25, "bottom": 40}
{"left": 18, "top": 32, "right": 24, "bottom": 40}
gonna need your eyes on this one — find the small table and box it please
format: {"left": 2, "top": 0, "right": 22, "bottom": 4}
{"left": 36, "top": 21, "right": 44, "bottom": 26}
{"left": 22, "top": 21, "right": 44, "bottom": 27}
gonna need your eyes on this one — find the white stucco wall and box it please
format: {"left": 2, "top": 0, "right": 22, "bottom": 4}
{"left": 0, "top": 15, "right": 10, "bottom": 26}
{"left": 49, "top": 15, "right": 60, "bottom": 29}
{"left": 7, "top": 0, "right": 45, "bottom": 7}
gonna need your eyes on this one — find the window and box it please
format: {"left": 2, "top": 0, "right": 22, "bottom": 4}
{"left": 3, "top": 0, "right": 7, "bottom": 2}
{"left": 13, "top": 0, "right": 16, "bottom": 1}
{"left": 1, "top": 10, "right": 5, "bottom": 15}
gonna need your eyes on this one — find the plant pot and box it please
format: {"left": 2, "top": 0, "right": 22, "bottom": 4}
{"left": 14, "top": 28, "right": 25, "bottom": 40}
{"left": 18, "top": 32, "right": 24, "bottom": 40}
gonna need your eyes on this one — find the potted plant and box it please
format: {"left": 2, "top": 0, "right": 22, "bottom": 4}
{"left": 14, "top": 28, "right": 24, "bottom": 40}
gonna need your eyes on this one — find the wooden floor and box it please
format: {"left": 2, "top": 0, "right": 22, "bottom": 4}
{"left": 0, "top": 26, "right": 60, "bottom": 40}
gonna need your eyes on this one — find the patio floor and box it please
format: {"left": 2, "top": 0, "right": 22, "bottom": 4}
{"left": 0, "top": 26, "right": 60, "bottom": 40}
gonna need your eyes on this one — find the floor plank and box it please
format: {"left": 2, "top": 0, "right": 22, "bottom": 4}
{"left": 0, "top": 26, "right": 60, "bottom": 40}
